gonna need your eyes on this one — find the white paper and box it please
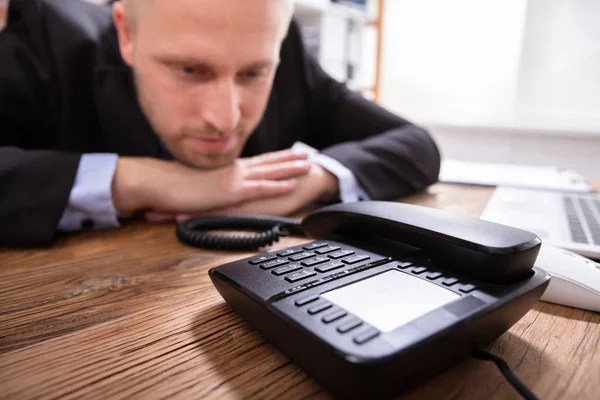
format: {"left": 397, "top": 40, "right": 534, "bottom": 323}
{"left": 439, "top": 159, "right": 593, "bottom": 193}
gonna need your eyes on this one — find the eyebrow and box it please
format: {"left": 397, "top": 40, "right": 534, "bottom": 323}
{"left": 158, "top": 55, "right": 277, "bottom": 71}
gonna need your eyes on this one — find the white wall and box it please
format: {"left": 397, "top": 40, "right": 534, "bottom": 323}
{"left": 379, "top": 0, "right": 600, "bottom": 180}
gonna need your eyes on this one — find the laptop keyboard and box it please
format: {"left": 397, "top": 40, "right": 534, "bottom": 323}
{"left": 564, "top": 196, "right": 600, "bottom": 245}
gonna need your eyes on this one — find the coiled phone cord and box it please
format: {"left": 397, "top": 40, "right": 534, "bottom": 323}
{"left": 176, "top": 215, "right": 305, "bottom": 251}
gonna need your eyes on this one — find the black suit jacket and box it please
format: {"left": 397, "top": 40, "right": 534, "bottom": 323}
{"left": 0, "top": 0, "right": 441, "bottom": 246}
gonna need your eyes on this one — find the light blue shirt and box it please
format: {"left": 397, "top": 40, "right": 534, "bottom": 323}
{"left": 57, "top": 151, "right": 370, "bottom": 231}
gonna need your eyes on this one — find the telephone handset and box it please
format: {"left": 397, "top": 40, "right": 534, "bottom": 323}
{"left": 301, "top": 201, "right": 541, "bottom": 284}
{"left": 194, "top": 202, "right": 549, "bottom": 399}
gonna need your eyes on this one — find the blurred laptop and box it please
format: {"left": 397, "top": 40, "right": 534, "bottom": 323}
{"left": 481, "top": 187, "right": 600, "bottom": 260}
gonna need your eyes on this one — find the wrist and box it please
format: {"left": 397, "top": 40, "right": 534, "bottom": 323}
{"left": 314, "top": 165, "right": 340, "bottom": 203}
{"left": 111, "top": 157, "right": 148, "bottom": 214}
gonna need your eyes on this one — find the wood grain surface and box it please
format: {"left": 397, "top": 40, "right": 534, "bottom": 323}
{"left": 1, "top": 183, "right": 599, "bottom": 399}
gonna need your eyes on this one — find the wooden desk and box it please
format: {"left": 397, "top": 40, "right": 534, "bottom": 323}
{"left": 1, "top": 183, "right": 599, "bottom": 399}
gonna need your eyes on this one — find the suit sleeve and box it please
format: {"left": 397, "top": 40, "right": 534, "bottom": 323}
{"left": 0, "top": 3, "right": 81, "bottom": 246}
{"left": 291, "top": 22, "right": 442, "bottom": 200}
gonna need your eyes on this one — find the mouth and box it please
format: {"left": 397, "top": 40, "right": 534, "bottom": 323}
{"left": 187, "top": 136, "right": 233, "bottom": 152}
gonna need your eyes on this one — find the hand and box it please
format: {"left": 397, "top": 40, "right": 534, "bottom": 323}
{"left": 161, "top": 164, "right": 339, "bottom": 222}
{"left": 111, "top": 149, "right": 312, "bottom": 216}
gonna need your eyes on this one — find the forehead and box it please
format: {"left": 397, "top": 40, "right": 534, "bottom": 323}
{"left": 135, "top": 0, "right": 291, "bottom": 64}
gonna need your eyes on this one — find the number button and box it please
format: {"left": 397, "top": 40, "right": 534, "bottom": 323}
{"left": 289, "top": 252, "right": 315, "bottom": 262}
{"left": 315, "top": 246, "right": 341, "bottom": 254}
{"left": 301, "top": 257, "right": 330, "bottom": 267}
{"left": 303, "top": 242, "right": 329, "bottom": 250}
{"left": 272, "top": 264, "right": 303, "bottom": 276}
{"left": 329, "top": 250, "right": 355, "bottom": 259}
{"left": 277, "top": 248, "right": 305, "bottom": 257}
{"left": 285, "top": 270, "right": 317, "bottom": 282}
{"left": 259, "top": 259, "right": 289, "bottom": 270}
{"left": 249, "top": 255, "right": 277, "bottom": 265}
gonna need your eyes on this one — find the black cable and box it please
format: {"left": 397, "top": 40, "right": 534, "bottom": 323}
{"left": 472, "top": 349, "right": 540, "bottom": 400}
{"left": 176, "top": 215, "right": 305, "bottom": 251}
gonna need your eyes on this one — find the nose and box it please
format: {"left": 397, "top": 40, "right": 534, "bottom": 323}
{"left": 202, "top": 78, "right": 241, "bottom": 135}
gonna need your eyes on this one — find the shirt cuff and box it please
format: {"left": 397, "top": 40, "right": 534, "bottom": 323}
{"left": 292, "top": 142, "right": 370, "bottom": 203}
{"left": 57, "top": 153, "right": 121, "bottom": 232}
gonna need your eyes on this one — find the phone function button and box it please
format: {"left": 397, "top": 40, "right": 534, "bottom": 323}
{"left": 303, "top": 242, "right": 329, "bottom": 250}
{"left": 322, "top": 310, "right": 347, "bottom": 324}
{"left": 410, "top": 266, "right": 428, "bottom": 275}
{"left": 286, "top": 270, "right": 318, "bottom": 282}
{"left": 295, "top": 295, "right": 320, "bottom": 307}
{"left": 426, "top": 271, "right": 443, "bottom": 280}
{"left": 289, "top": 252, "right": 315, "bottom": 262}
{"left": 284, "top": 285, "right": 307, "bottom": 296}
{"left": 353, "top": 328, "right": 380, "bottom": 345}
{"left": 272, "top": 264, "right": 303, "bottom": 276}
{"left": 397, "top": 261, "right": 414, "bottom": 269}
{"left": 301, "top": 257, "right": 330, "bottom": 267}
{"left": 260, "top": 259, "right": 289, "bottom": 270}
{"left": 315, "top": 262, "right": 345, "bottom": 273}
{"left": 458, "top": 283, "right": 477, "bottom": 293}
{"left": 337, "top": 319, "right": 363, "bottom": 334}
{"left": 441, "top": 277, "right": 460, "bottom": 287}
{"left": 276, "top": 248, "right": 305, "bottom": 257}
{"left": 315, "top": 246, "right": 341, "bottom": 255}
{"left": 329, "top": 250, "right": 355, "bottom": 259}
{"left": 342, "top": 255, "right": 370, "bottom": 265}
{"left": 249, "top": 255, "right": 278, "bottom": 265}
{"left": 307, "top": 302, "right": 333, "bottom": 315}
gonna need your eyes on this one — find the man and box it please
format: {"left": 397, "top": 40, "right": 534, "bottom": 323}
{"left": 0, "top": 0, "right": 441, "bottom": 246}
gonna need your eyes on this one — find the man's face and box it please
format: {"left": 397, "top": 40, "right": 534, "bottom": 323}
{"left": 115, "top": 0, "right": 292, "bottom": 169}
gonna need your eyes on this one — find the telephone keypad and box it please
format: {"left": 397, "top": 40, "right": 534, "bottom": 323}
{"left": 353, "top": 328, "right": 380, "bottom": 345}
{"left": 272, "top": 264, "right": 302, "bottom": 276}
{"left": 308, "top": 302, "right": 333, "bottom": 315}
{"left": 247, "top": 241, "right": 485, "bottom": 353}
{"left": 289, "top": 252, "right": 315, "bottom": 262}
{"left": 259, "top": 259, "right": 289, "bottom": 270}
{"left": 286, "top": 270, "right": 317, "bottom": 283}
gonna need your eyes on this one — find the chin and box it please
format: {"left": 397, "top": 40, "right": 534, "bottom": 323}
{"left": 186, "top": 153, "right": 237, "bottom": 170}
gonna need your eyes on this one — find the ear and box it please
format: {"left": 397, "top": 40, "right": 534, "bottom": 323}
{"left": 113, "top": 2, "right": 134, "bottom": 67}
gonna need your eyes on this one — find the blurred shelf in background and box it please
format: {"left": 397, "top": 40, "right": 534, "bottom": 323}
{"left": 295, "top": 0, "right": 384, "bottom": 101}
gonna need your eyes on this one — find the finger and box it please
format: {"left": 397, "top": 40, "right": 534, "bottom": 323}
{"left": 145, "top": 212, "right": 176, "bottom": 223}
{"left": 175, "top": 213, "right": 201, "bottom": 222}
{"left": 243, "top": 149, "right": 309, "bottom": 167}
{"left": 245, "top": 160, "right": 312, "bottom": 180}
{"left": 240, "top": 179, "right": 297, "bottom": 201}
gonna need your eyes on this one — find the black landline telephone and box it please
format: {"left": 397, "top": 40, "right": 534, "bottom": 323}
{"left": 177, "top": 201, "right": 550, "bottom": 399}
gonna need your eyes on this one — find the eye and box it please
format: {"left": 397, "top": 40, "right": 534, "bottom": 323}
{"left": 179, "top": 66, "right": 197, "bottom": 75}
{"left": 238, "top": 69, "right": 268, "bottom": 83}
{"left": 244, "top": 70, "right": 261, "bottom": 78}
{"left": 175, "top": 65, "right": 214, "bottom": 82}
